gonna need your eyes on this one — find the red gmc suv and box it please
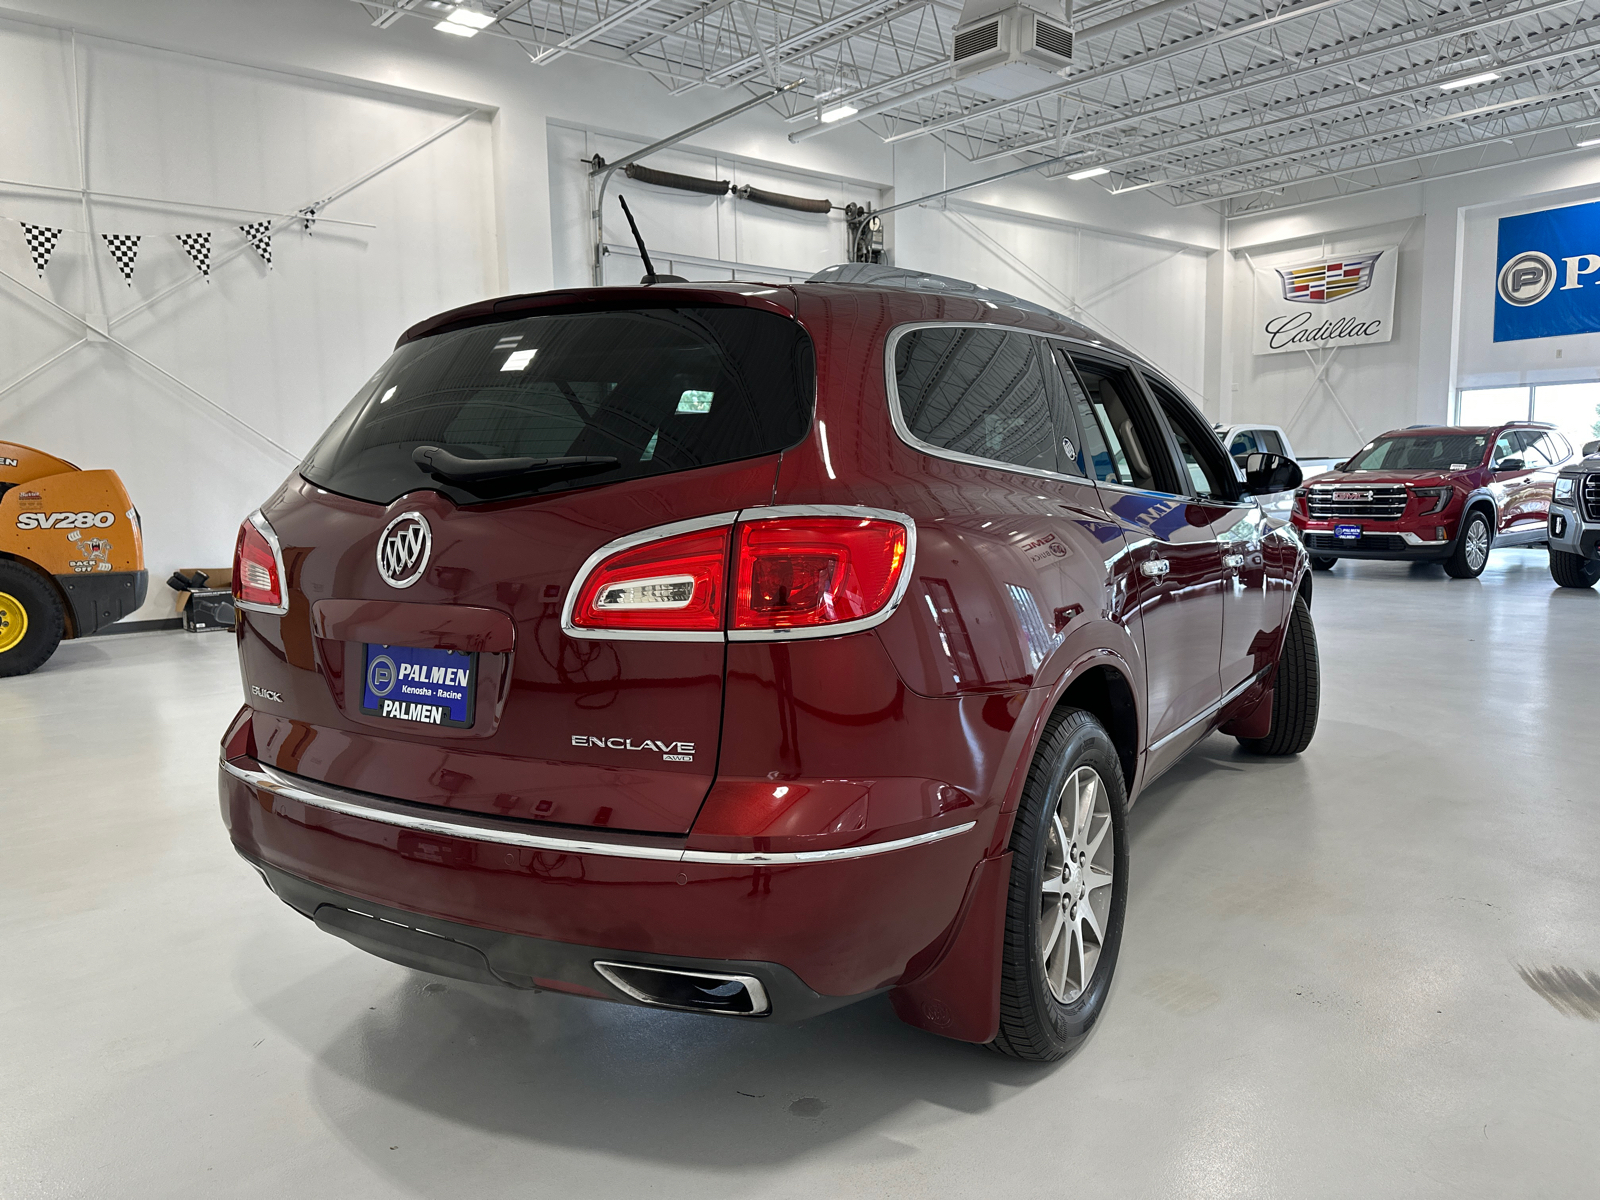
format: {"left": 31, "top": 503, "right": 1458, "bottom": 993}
{"left": 219, "top": 264, "right": 1319, "bottom": 1061}
{"left": 1293, "top": 423, "right": 1575, "bottom": 578}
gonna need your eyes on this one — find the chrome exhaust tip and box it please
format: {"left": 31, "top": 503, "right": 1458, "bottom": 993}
{"left": 593, "top": 961, "right": 771, "bottom": 1016}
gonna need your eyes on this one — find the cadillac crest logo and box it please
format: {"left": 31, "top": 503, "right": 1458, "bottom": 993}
{"left": 376, "top": 511, "right": 432, "bottom": 589}
{"left": 1276, "top": 252, "right": 1383, "bottom": 303}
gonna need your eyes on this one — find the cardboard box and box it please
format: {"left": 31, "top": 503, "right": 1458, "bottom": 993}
{"left": 183, "top": 589, "right": 236, "bottom": 632}
{"left": 171, "top": 568, "right": 235, "bottom": 632}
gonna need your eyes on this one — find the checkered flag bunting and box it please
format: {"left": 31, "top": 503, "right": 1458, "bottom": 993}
{"left": 101, "top": 233, "right": 141, "bottom": 285}
{"left": 175, "top": 231, "right": 211, "bottom": 278}
{"left": 20, "top": 223, "right": 64, "bottom": 276}
{"left": 238, "top": 220, "right": 272, "bottom": 267}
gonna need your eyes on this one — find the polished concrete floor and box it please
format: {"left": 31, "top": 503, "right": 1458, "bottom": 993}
{"left": 4, "top": 547, "right": 1598, "bottom": 1198}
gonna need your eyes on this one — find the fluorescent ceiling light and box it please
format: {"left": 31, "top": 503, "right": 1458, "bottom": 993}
{"left": 1578, "top": 137, "right": 1600, "bottom": 148}
{"left": 1067, "top": 166, "right": 1110, "bottom": 180}
{"left": 820, "top": 104, "right": 859, "bottom": 123}
{"left": 1440, "top": 71, "right": 1499, "bottom": 90}
{"left": 436, "top": 6, "right": 495, "bottom": 35}
{"left": 1575, "top": 125, "right": 1600, "bottom": 148}
{"left": 501, "top": 349, "right": 538, "bottom": 371}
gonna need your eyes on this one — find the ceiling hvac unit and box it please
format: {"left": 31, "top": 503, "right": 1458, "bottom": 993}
{"left": 951, "top": 0, "right": 1074, "bottom": 99}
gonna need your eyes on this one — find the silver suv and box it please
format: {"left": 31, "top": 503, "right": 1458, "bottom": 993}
{"left": 1548, "top": 439, "right": 1600, "bottom": 588}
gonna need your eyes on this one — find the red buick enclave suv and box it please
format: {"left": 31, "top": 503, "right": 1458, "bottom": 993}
{"left": 219, "top": 264, "right": 1319, "bottom": 1061}
{"left": 1292, "top": 422, "right": 1574, "bottom": 578}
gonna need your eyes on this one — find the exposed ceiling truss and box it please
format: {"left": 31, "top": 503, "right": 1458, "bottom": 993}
{"left": 352, "top": 0, "right": 1600, "bottom": 214}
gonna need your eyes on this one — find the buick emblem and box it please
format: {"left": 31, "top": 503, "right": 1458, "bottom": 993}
{"left": 1498, "top": 251, "right": 1557, "bottom": 306}
{"left": 376, "top": 511, "right": 432, "bottom": 589}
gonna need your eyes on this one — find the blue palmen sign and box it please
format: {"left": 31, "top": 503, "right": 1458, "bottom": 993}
{"left": 1495, "top": 200, "right": 1600, "bottom": 341}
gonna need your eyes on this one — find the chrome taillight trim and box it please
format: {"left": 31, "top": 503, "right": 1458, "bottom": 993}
{"left": 222, "top": 760, "right": 975, "bottom": 864}
{"left": 726, "top": 504, "right": 918, "bottom": 642}
{"left": 559, "top": 505, "right": 918, "bottom": 644}
{"left": 234, "top": 509, "right": 290, "bottom": 616}
{"left": 560, "top": 511, "right": 740, "bottom": 643}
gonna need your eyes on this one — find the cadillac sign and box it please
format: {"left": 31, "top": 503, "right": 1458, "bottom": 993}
{"left": 1252, "top": 246, "right": 1397, "bottom": 355}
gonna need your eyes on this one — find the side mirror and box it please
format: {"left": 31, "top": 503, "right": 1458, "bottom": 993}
{"left": 1495, "top": 457, "right": 1525, "bottom": 472}
{"left": 1333, "top": 460, "right": 1349, "bottom": 472}
{"left": 1242, "top": 451, "right": 1302, "bottom": 495}
{"left": 1584, "top": 440, "right": 1600, "bottom": 457}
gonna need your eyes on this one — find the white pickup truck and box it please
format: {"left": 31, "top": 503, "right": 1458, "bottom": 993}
{"left": 1213, "top": 423, "right": 1341, "bottom": 480}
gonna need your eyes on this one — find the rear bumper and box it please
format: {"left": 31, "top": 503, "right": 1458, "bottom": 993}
{"left": 219, "top": 756, "right": 989, "bottom": 1004}
{"left": 243, "top": 854, "right": 864, "bottom": 1020}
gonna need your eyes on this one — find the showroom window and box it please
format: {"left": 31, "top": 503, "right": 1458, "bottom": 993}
{"left": 1457, "top": 382, "right": 1600, "bottom": 453}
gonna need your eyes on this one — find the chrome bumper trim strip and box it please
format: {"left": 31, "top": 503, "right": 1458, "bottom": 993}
{"left": 222, "top": 760, "right": 975, "bottom": 865}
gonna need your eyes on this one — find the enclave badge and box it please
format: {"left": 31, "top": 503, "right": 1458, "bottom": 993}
{"left": 377, "top": 511, "right": 432, "bottom": 589}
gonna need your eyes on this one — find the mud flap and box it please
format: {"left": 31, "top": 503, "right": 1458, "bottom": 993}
{"left": 888, "top": 851, "right": 1012, "bottom": 1044}
{"left": 1219, "top": 685, "right": 1274, "bottom": 739}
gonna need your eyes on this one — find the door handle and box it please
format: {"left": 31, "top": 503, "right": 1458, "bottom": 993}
{"left": 1223, "top": 553, "right": 1246, "bottom": 570}
{"left": 1140, "top": 558, "right": 1170, "bottom": 578}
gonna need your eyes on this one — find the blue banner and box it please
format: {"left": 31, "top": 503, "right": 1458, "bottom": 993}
{"left": 1495, "top": 200, "right": 1600, "bottom": 341}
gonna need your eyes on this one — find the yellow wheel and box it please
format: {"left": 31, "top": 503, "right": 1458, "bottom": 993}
{"left": 0, "top": 590, "right": 27, "bottom": 654}
{"left": 0, "top": 563, "right": 65, "bottom": 676}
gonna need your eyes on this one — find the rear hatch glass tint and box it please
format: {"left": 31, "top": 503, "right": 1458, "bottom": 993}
{"left": 302, "top": 304, "right": 815, "bottom": 506}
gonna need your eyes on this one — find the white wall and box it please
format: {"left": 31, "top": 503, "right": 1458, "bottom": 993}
{"left": 1, "top": 0, "right": 1232, "bottom": 626}
{"left": 1226, "top": 150, "right": 1600, "bottom": 458}
{"left": 0, "top": 13, "right": 499, "bottom": 620}
{"left": 1225, "top": 216, "right": 1425, "bottom": 458}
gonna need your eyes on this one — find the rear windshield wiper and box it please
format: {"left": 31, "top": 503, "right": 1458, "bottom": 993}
{"left": 413, "top": 445, "right": 620, "bottom": 486}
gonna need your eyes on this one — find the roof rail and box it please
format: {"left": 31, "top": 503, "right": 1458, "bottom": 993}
{"left": 807, "top": 263, "right": 1069, "bottom": 323}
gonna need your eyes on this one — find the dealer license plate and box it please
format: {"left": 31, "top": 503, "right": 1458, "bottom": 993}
{"left": 360, "top": 644, "right": 476, "bottom": 727}
{"left": 1334, "top": 523, "right": 1362, "bottom": 541}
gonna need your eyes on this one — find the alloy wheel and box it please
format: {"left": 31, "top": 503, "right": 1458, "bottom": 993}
{"left": 1465, "top": 519, "right": 1489, "bottom": 571}
{"left": 1038, "top": 765, "right": 1116, "bottom": 1004}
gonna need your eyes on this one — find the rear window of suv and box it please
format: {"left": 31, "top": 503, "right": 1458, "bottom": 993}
{"left": 301, "top": 304, "right": 815, "bottom": 506}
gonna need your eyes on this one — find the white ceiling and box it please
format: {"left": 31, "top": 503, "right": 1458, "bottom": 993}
{"left": 354, "top": 0, "right": 1600, "bottom": 214}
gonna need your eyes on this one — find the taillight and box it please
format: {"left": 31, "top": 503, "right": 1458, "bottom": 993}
{"left": 569, "top": 526, "right": 730, "bottom": 635}
{"left": 564, "top": 508, "right": 914, "bottom": 642}
{"left": 233, "top": 511, "right": 288, "bottom": 614}
{"left": 732, "top": 515, "right": 909, "bottom": 633}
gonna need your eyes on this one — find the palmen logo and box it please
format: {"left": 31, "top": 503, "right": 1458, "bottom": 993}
{"left": 1497, "top": 251, "right": 1558, "bottom": 306}
{"left": 1276, "top": 252, "right": 1383, "bottom": 304}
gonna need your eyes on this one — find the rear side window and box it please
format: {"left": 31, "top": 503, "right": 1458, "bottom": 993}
{"left": 1065, "top": 358, "right": 1161, "bottom": 490}
{"left": 1145, "top": 374, "right": 1236, "bottom": 502}
{"left": 301, "top": 306, "right": 814, "bottom": 506}
{"left": 1257, "top": 429, "right": 1287, "bottom": 456}
{"left": 893, "top": 327, "right": 1057, "bottom": 474}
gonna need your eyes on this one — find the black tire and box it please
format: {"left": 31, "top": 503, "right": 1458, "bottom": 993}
{"left": 1549, "top": 548, "right": 1600, "bottom": 589}
{"left": 1237, "top": 595, "right": 1320, "bottom": 757}
{"left": 1444, "top": 509, "right": 1492, "bottom": 579}
{"left": 991, "top": 707, "right": 1129, "bottom": 1062}
{"left": 1310, "top": 556, "right": 1337, "bottom": 571}
{"left": 0, "top": 560, "right": 66, "bottom": 678}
